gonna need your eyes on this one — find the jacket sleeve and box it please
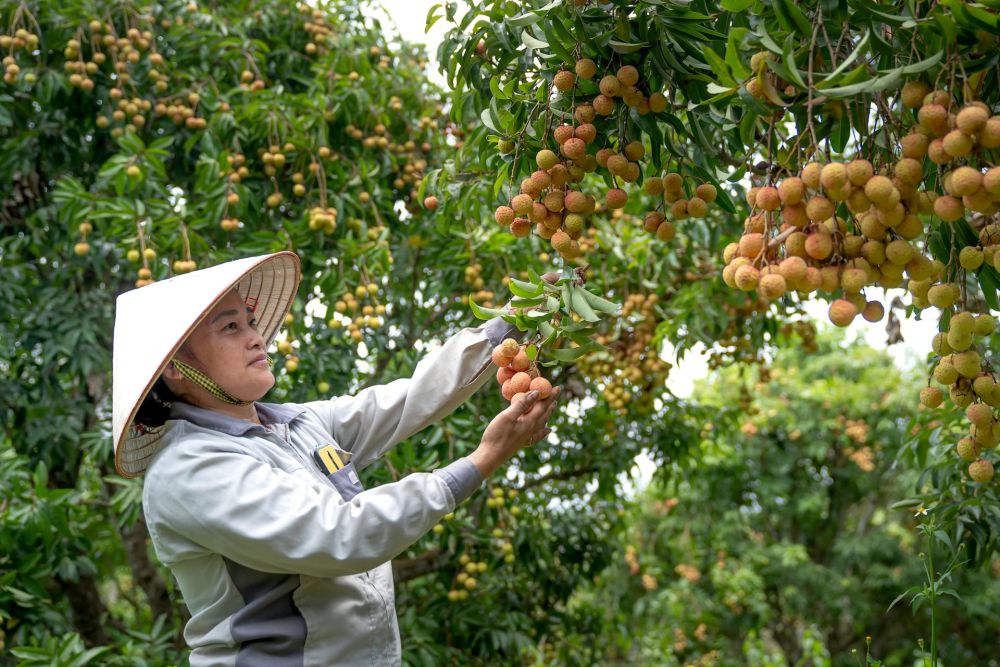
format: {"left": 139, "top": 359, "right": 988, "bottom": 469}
{"left": 144, "top": 437, "right": 482, "bottom": 578}
{"left": 302, "top": 317, "right": 520, "bottom": 469}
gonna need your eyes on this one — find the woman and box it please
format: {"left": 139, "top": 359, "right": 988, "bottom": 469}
{"left": 111, "top": 251, "right": 559, "bottom": 666}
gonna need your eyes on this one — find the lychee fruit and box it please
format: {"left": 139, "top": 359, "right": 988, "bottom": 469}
{"left": 509, "top": 371, "right": 532, "bottom": 395}
{"left": 529, "top": 376, "right": 552, "bottom": 399}
{"left": 920, "top": 386, "right": 944, "bottom": 408}
{"left": 758, "top": 273, "right": 786, "bottom": 300}
{"left": 829, "top": 299, "right": 858, "bottom": 327}
{"left": 574, "top": 58, "right": 596, "bottom": 80}
{"left": 956, "top": 437, "right": 981, "bottom": 461}
{"left": 968, "top": 459, "right": 994, "bottom": 483}
{"left": 956, "top": 105, "right": 989, "bottom": 134}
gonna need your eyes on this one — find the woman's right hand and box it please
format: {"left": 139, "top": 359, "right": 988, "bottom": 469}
{"left": 468, "top": 387, "right": 561, "bottom": 478}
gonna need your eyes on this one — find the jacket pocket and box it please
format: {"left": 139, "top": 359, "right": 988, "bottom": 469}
{"left": 326, "top": 462, "right": 364, "bottom": 501}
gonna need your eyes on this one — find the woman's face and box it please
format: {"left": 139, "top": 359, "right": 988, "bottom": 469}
{"left": 165, "top": 289, "right": 275, "bottom": 404}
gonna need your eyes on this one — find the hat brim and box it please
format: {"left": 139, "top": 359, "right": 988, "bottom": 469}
{"left": 114, "top": 251, "right": 301, "bottom": 477}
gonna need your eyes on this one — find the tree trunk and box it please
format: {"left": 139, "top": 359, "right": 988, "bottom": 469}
{"left": 63, "top": 573, "right": 110, "bottom": 647}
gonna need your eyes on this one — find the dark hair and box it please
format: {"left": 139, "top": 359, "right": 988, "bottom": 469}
{"left": 133, "top": 376, "right": 182, "bottom": 429}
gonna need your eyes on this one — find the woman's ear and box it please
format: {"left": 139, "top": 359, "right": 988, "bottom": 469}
{"left": 162, "top": 360, "right": 182, "bottom": 381}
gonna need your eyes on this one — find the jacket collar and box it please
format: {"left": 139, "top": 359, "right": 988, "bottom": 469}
{"left": 168, "top": 400, "right": 306, "bottom": 436}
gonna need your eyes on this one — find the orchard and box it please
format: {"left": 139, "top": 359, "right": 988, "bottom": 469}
{"left": 1, "top": 0, "right": 999, "bottom": 665}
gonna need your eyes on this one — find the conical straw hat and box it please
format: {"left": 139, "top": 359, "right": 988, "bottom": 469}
{"left": 112, "top": 251, "right": 301, "bottom": 477}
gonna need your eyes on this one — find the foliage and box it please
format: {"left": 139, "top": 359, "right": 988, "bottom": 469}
{"left": 2, "top": 0, "right": 999, "bottom": 664}
{"left": 549, "top": 334, "right": 1000, "bottom": 666}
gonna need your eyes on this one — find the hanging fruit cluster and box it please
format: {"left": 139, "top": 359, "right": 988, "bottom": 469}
{"left": 490, "top": 59, "right": 719, "bottom": 262}
{"left": 719, "top": 81, "right": 1000, "bottom": 484}
{"left": 492, "top": 338, "right": 553, "bottom": 402}
{"left": 575, "top": 293, "right": 672, "bottom": 414}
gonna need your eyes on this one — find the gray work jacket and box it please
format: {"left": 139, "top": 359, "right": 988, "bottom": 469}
{"left": 141, "top": 319, "right": 514, "bottom": 666}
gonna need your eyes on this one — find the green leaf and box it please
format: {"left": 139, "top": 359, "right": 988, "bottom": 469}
{"left": 722, "top": 0, "right": 754, "bottom": 10}
{"left": 774, "top": 0, "right": 811, "bottom": 37}
{"left": 469, "top": 299, "right": 504, "bottom": 320}
{"left": 507, "top": 12, "right": 542, "bottom": 28}
{"left": 977, "top": 267, "right": 1000, "bottom": 311}
{"left": 609, "top": 39, "right": 649, "bottom": 54}
{"left": 781, "top": 34, "right": 806, "bottom": 89}
{"left": 509, "top": 278, "right": 543, "bottom": 298}
{"left": 702, "top": 46, "right": 738, "bottom": 87}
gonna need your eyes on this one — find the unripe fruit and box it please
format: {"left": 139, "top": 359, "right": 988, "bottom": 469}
{"left": 920, "top": 386, "right": 944, "bottom": 408}
{"left": 968, "top": 459, "right": 994, "bottom": 483}
{"left": 933, "top": 359, "right": 959, "bottom": 385}
{"left": 846, "top": 159, "right": 874, "bottom": 186}
{"left": 974, "top": 315, "right": 996, "bottom": 336}
{"left": 959, "top": 246, "right": 984, "bottom": 271}
{"left": 927, "top": 283, "right": 955, "bottom": 309}
{"left": 841, "top": 268, "right": 868, "bottom": 293}
{"left": 952, "top": 350, "right": 981, "bottom": 379}
{"left": 864, "top": 175, "right": 895, "bottom": 205}
{"left": 956, "top": 438, "right": 981, "bottom": 461}
{"left": 967, "top": 402, "right": 994, "bottom": 427}
{"left": 536, "top": 149, "right": 559, "bottom": 170}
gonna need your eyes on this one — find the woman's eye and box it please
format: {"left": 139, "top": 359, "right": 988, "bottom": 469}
{"left": 226, "top": 322, "right": 238, "bottom": 330}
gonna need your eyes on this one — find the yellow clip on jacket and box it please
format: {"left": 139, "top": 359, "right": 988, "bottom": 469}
{"left": 142, "top": 318, "right": 516, "bottom": 666}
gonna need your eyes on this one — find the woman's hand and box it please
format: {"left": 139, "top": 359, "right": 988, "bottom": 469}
{"left": 468, "top": 387, "right": 561, "bottom": 478}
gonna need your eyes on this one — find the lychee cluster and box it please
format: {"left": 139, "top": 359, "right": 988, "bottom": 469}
{"left": 307, "top": 206, "right": 338, "bottom": 234}
{"left": 492, "top": 59, "right": 671, "bottom": 260}
{"left": 576, "top": 293, "right": 671, "bottom": 414}
{"left": 463, "top": 262, "right": 496, "bottom": 307}
{"left": 721, "top": 84, "right": 1000, "bottom": 332}
{"left": 640, "top": 176, "right": 718, "bottom": 242}
{"left": 491, "top": 338, "right": 553, "bottom": 402}
{"left": 721, "top": 155, "right": 942, "bottom": 327}
{"left": 2, "top": 27, "right": 39, "bottom": 85}
{"left": 330, "top": 282, "right": 384, "bottom": 342}
{"left": 73, "top": 221, "right": 93, "bottom": 256}
{"left": 920, "top": 310, "right": 997, "bottom": 483}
